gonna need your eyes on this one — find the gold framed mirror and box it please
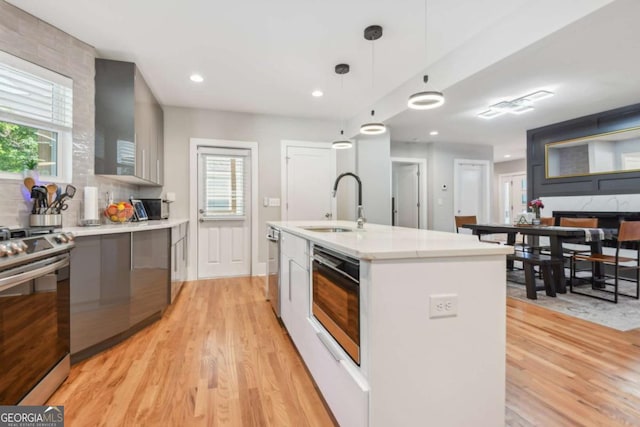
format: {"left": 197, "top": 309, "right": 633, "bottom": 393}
{"left": 545, "top": 126, "right": 640, "bottom": 178}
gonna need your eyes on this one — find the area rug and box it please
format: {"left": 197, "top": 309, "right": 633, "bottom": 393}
{"left": 506, "top": 270, "right": 640, "bottom": 331}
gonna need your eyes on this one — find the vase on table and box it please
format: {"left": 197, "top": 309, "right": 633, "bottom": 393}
{"left": 532, "top": 207, "right": 540, "bottom": 225}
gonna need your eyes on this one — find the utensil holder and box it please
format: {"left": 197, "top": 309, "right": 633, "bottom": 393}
{"left": 30, "top": 214, "right": 62, "bottom": 227}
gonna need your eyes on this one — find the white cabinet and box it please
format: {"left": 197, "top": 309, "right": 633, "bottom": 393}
{"left": 305, "top": 320, "right": 368, "bottom": 427}
{"left": 279, "top": 232, "right": 309, "bottom": 342}
{"left": 278, "top": 231, "right": 368, "bottom": 427}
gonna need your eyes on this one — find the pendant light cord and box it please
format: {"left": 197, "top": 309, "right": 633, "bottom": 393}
{"left": 371, "top": 41, "right": 375, "bottom": 90}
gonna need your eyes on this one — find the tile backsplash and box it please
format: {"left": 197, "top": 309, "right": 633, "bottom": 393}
{"left": 540, "top": 194, "right": 640, "bottom": 217}
{"left": 0, "top": 1, "right": 139, "bottom": 228}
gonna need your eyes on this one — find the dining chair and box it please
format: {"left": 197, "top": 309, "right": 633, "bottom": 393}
{"left": 570, "top": 220, "right": 640, "bottom": 303}
{"left": 559, "top": 217, "right": 599, "bottom": 278}
{"left": 454, "top": 215, "right": 502, "bottom": 244}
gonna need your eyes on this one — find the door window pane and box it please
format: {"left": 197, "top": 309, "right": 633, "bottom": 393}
{"left": 201, "top": 155, "right": 246, "bottom": 218}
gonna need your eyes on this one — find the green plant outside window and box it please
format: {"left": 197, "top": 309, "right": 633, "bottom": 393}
{"left": 0, "top": 120, "right": 57, "bottom": 176}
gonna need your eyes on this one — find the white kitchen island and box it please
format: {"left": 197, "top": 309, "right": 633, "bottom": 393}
{"left": 267, "top": 220, "right": 513, "bottom": 427}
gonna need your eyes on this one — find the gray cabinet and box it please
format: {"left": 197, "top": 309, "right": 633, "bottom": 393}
{"left": 70, "top": 234, "right": 131, "bottom": 354}
{"left": 70, "top": 230, "right": 170, "bottom": 359}
{"left": 130, "top": 229, "right": 169, "bottom": 325}
{"left": 95, "top": 58, "right": 164, "bottom": 186}
{"left": 170, "top": 223, "right": 188, "bottom": 303}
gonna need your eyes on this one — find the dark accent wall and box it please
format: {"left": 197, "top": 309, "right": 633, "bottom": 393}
{"left": 527, "top": 102, "right": 640, "bottom": 198}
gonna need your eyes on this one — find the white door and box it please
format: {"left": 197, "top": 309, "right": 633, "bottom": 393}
{"left": 499, "top": 173, "right": 527, "bottom": 224}
{"left": 454, "top": 159, "right": 490, "bottom": 224}
{"left": 197, "top": 147, "right": 251, "bottom": 278}
{"left": 392, "top": 163, "right": 419, "bottom": 228}
{"left": 283, "top": 143, "right": 336, "bottom": 220}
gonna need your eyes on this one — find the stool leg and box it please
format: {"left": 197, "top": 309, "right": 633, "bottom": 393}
{"left": 524, "top": 261, "right": 537, "bottom": 300}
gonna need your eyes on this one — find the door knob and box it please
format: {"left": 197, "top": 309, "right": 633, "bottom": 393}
{"left": 325, "top": 213, "right": 332, "bottom": 219}
{"left": 199, "top": 208, "right": 204, "bottom": 214}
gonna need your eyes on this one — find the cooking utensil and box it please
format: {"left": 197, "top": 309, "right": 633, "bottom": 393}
{"left": 30, "top": 186, "right": 47, "bottom": 214}
{"left": 49, "top": 184, "right": 76, "bottom": 214}
{"left": 23, "top": 177, "right": 35, "bottom": 192}
{"left": 46, "top": 183, "right": 58, "bottom": 207}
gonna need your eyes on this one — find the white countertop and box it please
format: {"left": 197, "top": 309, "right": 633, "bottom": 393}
{"left": 62, "top": 218, "right": 189, "bottom": 237}
{"left": 268, "top": 220, "right": 513, "bottom": 260}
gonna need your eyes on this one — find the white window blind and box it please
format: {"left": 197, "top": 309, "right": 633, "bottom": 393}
{"left": 200, "top": 149, "right": 249, "bottom": 219}
{"left": 0, "top": 51, "right": 73, "bottom": 129}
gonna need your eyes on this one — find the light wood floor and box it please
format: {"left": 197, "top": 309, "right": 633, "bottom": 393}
{"left": 49, "top": 278, "right": 640, "bottom": 426}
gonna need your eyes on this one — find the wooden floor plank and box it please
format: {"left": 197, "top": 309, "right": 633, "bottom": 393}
{"left": 48, "top": 278, "right": 640, "bottom": 426}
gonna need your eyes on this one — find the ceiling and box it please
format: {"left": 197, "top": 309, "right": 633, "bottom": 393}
{"left": 6, "top": 0, "right": 634, "bottom": 162}
{"left": 387, "top": 0, "right": 640, "bottom": 161}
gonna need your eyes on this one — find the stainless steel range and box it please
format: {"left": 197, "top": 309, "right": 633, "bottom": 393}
{"left": 0, "top": 229, "right": 75, "bottom": 404}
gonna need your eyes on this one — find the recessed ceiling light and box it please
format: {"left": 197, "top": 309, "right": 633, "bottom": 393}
{"left": 504, "top": 154, "right": 512, "bottom": 158}
{"left": 430, "top": 130, "right": 439, "bottom": 136}
{"left": 190, "top": 74, "right": 204, "bottom": 83}
{"left": 312, "top": 90, "right": 324, "bottom": 97}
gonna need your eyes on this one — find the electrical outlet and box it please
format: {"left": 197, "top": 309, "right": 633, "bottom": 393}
{"left": 429, "top": 294, "right": 458, "bottom": 318}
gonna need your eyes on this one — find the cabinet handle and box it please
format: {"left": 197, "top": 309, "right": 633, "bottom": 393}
{"left": 134, "top": 133, "right": 137, "bottom": 176}
{"left": 317, "top": 332, "right": 342, "bottom": 362}
{"left": 130, "top": 233, "right": 134, "bottom": 271}
{"left": 142, "top": 149, "right": 146, "bottom": 179}
{"left": 157, "top": 159, "right": 160, "bottom": 184}
{"left": 288, "top": 258, "right": 293, "bottom": 301}
{"left": 173, "top": 243, "right": 177, "bottom": 273}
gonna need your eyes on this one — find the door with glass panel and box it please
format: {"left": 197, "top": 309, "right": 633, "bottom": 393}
{"left": 197, "top": 147, "right": 251, "bottom": 278}
{"left": 499, "top": 173, "right": 527, "bottom": 224}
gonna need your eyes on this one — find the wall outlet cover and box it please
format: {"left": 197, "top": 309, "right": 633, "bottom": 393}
{"left": 429, "top": 294, "right": 458, "bottom": 318}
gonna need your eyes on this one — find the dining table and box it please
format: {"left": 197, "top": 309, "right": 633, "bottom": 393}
{"left": 461, "top": 223, "right": 614, "bottom": 293}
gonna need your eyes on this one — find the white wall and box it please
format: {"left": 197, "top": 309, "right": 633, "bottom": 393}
{"left": 493, "top": 158, "right": 527, "bottom": 223}
{"left": 391, "top": 141, "right": 493, "bottom": 231}
{"left": 162, "top": 106, "right": 337, "bottom": 265}
{"left": 357, "top": 134, "right": 392, "bottom": 225}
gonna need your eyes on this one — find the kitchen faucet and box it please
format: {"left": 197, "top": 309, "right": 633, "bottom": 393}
{"left": 332, "top": 172, "right": 366, "bottom": 229}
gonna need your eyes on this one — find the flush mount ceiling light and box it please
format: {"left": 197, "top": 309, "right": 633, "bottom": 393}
{"left": 332, "top": 64, "right": 353, "bottom": 150}
{"left": 429, "top": 130, "right": 439, "bottom": 136}
{"left": 478, "top": 90, "right": 554, "bottom": 119}
{"left": 360, "top": 110, "right": 386, "bottom": 135}
{"left": 190, "top": 74, "right": 204, "bottom": 83}
{"left": 312, "top": 89, "right": 324, "bottom": 97}
{"left": 408, "top": 0, "right": 444, "bottom": 110}
{"left": 360, "top": 25, "right": 387, "bottom": 135}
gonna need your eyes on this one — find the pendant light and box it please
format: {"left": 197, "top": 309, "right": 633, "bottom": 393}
{"left": 360, "top": 110, "right": 386, "bottom": 135}
{"left": 408, "top": 0, "right": 444, "bottom": 110}
{"left": 360, "top": 25, "right": 386, "bottom": 135}
{"left": 332, "top": 63, "right": 353, "bottom": 150}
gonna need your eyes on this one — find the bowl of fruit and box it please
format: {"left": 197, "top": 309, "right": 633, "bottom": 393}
{"left": 104, "top": 201, "right": 135, "bottom": 223}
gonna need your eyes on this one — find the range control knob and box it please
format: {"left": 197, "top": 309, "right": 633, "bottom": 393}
{"left": 0, "top": 244, "right": 9, "bottom": 257}
{"left": 55, "top": 234, "right": 68, "bottom": 244}
{"left": 10, "top": 242, "right": 23, "bottom": 253}
{"left": 65, "top": 232, "right": 74, "bottom": 241}
{"left": 18, "top": 241, "right": 28, "bottom": 251}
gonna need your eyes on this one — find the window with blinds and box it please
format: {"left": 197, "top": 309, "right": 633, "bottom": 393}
{"left": 200, "top": 153, "right": 247, "bottom": 219}
{"left": 0, "top": 50, "right": 73, "bottom": 180}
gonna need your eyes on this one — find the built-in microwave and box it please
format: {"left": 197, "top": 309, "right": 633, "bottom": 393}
{"left": 312, "top": 245, "right": 360, "bottom": 365}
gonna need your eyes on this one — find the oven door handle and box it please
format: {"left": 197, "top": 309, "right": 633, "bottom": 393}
{"left": 0, "top": 257, "right": 69, "bottom": 293}
{"left": 313, "top": 256, "right": 359, "bottom": 285}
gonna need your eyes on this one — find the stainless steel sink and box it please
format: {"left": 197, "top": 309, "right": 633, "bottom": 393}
{"left": 300, "top": 226, "right": 354, "bottom": 233}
